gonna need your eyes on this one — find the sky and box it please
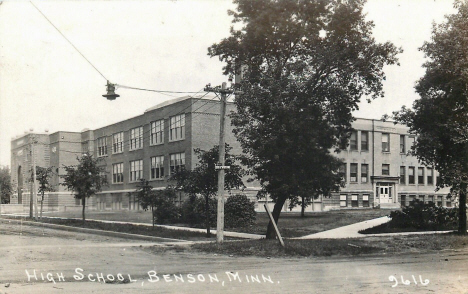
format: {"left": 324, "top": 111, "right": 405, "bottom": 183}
{"left": 0, "top": 0, "right": 457, "bottom": 167}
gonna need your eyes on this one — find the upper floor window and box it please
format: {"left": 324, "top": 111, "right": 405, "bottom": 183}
{"left": 170, "top": 152, "right": 185, "bottom": 174}
{"left": 361, "top": 164, "right": 368, "bottom": 183}
{"left": 400, "top": 166, "right": 406, "bottom": 184}
{"left": 130, "top": 127, "right": 143, "bottom": 150}
{"left": 113, "top": 132, "right": 124, "bottom": 154}
{"left": 408, "top": 167, "right": 415, "bottom": 184}
{"left": 382, "top": 164, "right": 390, "bottom": 176}
{"left": 169, "top": 114, "right": 185, "bottom": 141}
{"left": 418, "top": 167, "right": 424, "bottom": 185}
{"left": 339, "top": 163, "right": 347, "bottom": 183}
{"left": 350, "top": 131, "right": 358, "bottom": 151}
{"left": 112, "top": 163, "right": 124, "bottom": 183}
{"left": 382, "top": 133, "right": 390, "bottom": 152}
{"left": 400, "top": 135, "right": 405, "bottom": 154}
{"left": 361, "top": 131, "right": 369, "bottom": 151}
{"left": 427, "top": 168, "right": 433, "bottom": 185}
{"left": 97, "top": 137, "right": 107, "bottom": 157}
{"left": 130, "top": 159, "right": 143, "bottom": 182}
{"left": 150, "top": 156, "right": 164, "bottom": 179}
{"left": 150, "top": 120, "right": 164, "bottom": 145}
{"left": 350, "top": 163, "right": 358, "bottom": 182}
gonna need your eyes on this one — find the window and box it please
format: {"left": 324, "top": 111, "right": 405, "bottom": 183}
{"left": 446, "top": 200, "right": 452, "bottom": 207}
{"left": 361, "top": 131, "right": 369, "bottom": 151}
{"left": 113, "top": 132, "right": 124, "bottom": 154}
{"left": 427, "top": 195, "right": 434, "bottom": 204}
{"left": 418, "top": 167, "right": 424, "bottom": 185}
{"left": 361, "top": 164, "right": 368, "bottom": 183}
{"left": 150, "top": 120, "right": 164, "bottom": 145}
{"left": 362, "top": 194, "right": 369, "bottom": 207}
{"left": 169, "top": 114, "right": 185, "bottom": 141}
{"left": 437, "top": 196, "right": 443, "bottom": 207}
{"left": 350, "top": 131, "right": 358, "bottom": 151}
{"left": 112, "top": 163, "right": 124, "bottom": 183}
{"left": 381, "top": 133, "right": 390, "bottom": 152}
{"left": 399, "top": 166, "right": 406, "bottom": 184}
{"left": 427, "top": 168, "right": 433, "bottom": 185}
{"left": 350, "top": 163, "right": 358, "bottom": 182}
{"left": 419, "top": 194, "right": 425, "bottom": 203}
{"left": 408, "top": 167, "right": 415, "bottom": 184}
{"left": 400, "top": 195, "right": 406, "bottom": 207}
{"left": 130, "top": 127, "right": 143, "bottom": 150}
{"left": 97, "top": 137, "right": 107, "bottom": 157}
{"left": 130, "top": 160, "right": 143, "bottom": 182}
{"left": 400, "top": 135, "right": 405, "bottom": 154}
{"left": 382, "top": 164, "right": 390, "bottom": 176}
{"left": 339, "top": 163, "right": 347, "bottom": 183}
{"left": 340, "top": 194, "right": 347, "bottom": 207}
{"left": 170, "top": 152, "right": 185, "bottom": 174}
{"left": 150, "top": 156, "right": 164, "bottom": 179}
{"left": 351, "top": 194, "right": 358, "bottom": 207}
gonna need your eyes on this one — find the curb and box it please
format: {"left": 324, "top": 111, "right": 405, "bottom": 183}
{"left": 0, "top": 217, "right": 190, "bottom": 243}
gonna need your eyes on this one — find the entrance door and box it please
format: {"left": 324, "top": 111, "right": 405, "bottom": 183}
{"left": 379, "top": 186, "right": 391, "bottom": 203}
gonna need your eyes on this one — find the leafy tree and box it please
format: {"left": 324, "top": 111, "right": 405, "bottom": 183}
{"left": 224, "top": 194, "right": 256, "bottom": 228}
{"left": 392, "top": 1, "right": 468, "bottom": 235}
{"left": 172, "top": 144, "right": 245, "bottom": 237}
{"left": 208, "top": 0, "right": 400, "bottom": 238}
{"left": 36, "top": 166, "right": 55, "bottom": 219}
{"left": 61, "top": 153, "right": 107, "bottom": 223}
{"left": 0, "top": 166, "right": 12, "bottom": 204}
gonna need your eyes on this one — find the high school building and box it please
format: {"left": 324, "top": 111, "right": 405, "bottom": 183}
{"left": 10, "top": 95, "right": 451, "bottom": 212}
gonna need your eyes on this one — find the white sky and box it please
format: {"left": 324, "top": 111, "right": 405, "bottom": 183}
{"left": 0, "top": 0, "right": 457, "bottom": 167}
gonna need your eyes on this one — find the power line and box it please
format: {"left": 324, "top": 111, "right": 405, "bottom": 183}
{"left": 117, "top": 84, "right": 203, "bottom": 94}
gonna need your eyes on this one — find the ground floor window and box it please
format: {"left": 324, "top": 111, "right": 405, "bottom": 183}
{"left": 351, "top": 194, "right": 358, "bottom": 207}
{"left": 340, "top": 194, "right": 347, "bottom": 207}
{"left": 400, "top": 194, "right": 406, "bottom": 207}
{"left": 437, "top": 196, "right": 443, "bottom": 207}
{"left": 362, "top": 194, "right": 369, "bottom": 207}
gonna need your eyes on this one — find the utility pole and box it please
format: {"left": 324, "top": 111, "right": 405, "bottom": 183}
{"left": 204, "top": 82, "right": 233, "bottom": 244}
{"left": 29, "top": 134, "right": 38, "bottom": 220}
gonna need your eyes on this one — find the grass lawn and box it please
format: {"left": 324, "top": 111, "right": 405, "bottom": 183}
{"left": 147, "top": 233, "right": 468, "bottom": 258}
{"left": 360, "top": 222, "right": 457, "bottom": 234}
{"left": 43, "top": 208, "right": 391, "bottom": 238}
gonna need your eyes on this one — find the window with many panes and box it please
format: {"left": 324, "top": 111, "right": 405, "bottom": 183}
{"left": 130, "top": 127, "right": 143, "bottom": 150}
{"left": 361, "top": 131, "right": 369, "bottom": 151}
{"left": 350, "top": 131, "right": 358, "bottom": 151}
{"left": 382, "top": 164, "right": 390, "bottom": 176}
{"left": 400, "top": 135, "right": 405, "bottom": 154}
{"left": 113, "top": 132, "right": 124, "bottom": 154}
{"left": 400, "top": 166, "right": 406, "bottom": 184}
{"left": 418, "top": 167, "right": 424, "bottom": 185}
{"left": 350, "top": 163, "right": 358, "bottom": 182}
{"left": 170, "top": 152, "right": 185, "bottom": 174}
{"left": 382, "top": 133, "right": 390, "bottom": 152}
{"left": 408, "top": 167, "right": 415, "bottom": 184}
{"left": 169, "top": 114, "right": 185, "bottom": 141}
{"left": 130, "top": 160, "right": 143, "bottom": 182}
{"left": 361, "top": 164, "right": 368, "bottom": 183}
{"left": 427, "top": 168, "right": 433, "bottom": 185}
{"left": 150, "top": 120, "right": 164, "bottom": 145}
{"left": 150, "top": 156, "right": 164, "bottom": 179}
{"left": 97, "top": 137, "right": 107, "bottom": 157}
{"left": 112, "top": 163, "right": 124, "bottom": 183}
{"left": 339, "top": 163, "right": 347, "bottom": 183}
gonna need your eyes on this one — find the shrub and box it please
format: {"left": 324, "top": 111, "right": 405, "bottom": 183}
{"left": 153, "top": 195, "right": 181, "bottom": 224}
{"left": 389, "top": 199, "right": 458, "bottom": 230}
{"left": 224, "top": 194, "right": 256, "bottom": 228}
{"left": 180, "top": 196, "right": 216, "bottom": 227}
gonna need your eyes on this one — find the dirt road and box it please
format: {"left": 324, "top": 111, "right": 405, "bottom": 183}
{"left": 0, "top": 221, "right": 467, "bottom": 293}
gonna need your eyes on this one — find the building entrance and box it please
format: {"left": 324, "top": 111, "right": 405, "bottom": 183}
{"left": 378, "top": 183, "right": 392, "bottom": 204}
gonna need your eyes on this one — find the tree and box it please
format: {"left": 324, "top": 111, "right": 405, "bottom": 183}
{"left": 171, "top": 144, "right": 245, "bottom": 237}
{"left": 61, "top": 153, "right": 107, "bottom": 223}
{"left": 208, "top": 0, "right": 400, "bottom": 238}
{"left": 0, "top": 166, "right": 12, "bottom": 204}
{"left": 135, "top": 179, "right": 159, "bottom": 228}
{"left": 392, "top": 1, "right": 468, "bottom": 235}
{"left": 36, "top": 166, "right": 55, "bottom": 219}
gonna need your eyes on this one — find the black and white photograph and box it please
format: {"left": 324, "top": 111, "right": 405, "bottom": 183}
{"left": 1, "top": 0, "right": 468, "bottom": 293}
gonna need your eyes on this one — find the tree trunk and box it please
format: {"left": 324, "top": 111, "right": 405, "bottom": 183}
{"left": 151, "top": 205, "right": 154, "bottom": 229}
{"left": 266, "top": 196, "right": 287, "bottom": 239}
{"left": 301, "top": 196, "right": 305, "bottom": 218}
{"left": 40, "top": 192, "right": 44, "bottom": 220}
{"left": 458, "top": 185, "right": 467, "bottom": 235}
{"left": 82, "top": 197, "right": 86, "bottom": 225}
{"left": 205, "top": 195, "right": 211, "bottom": 237}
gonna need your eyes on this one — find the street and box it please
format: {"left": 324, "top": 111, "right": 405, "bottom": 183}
{"left": 0, "top": 221, "right": 467, "bottom": 294}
